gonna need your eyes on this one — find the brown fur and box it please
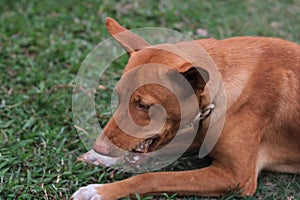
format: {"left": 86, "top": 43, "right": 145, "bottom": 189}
{"left": 72, "top": 18, "right": 300, "bottom": 200}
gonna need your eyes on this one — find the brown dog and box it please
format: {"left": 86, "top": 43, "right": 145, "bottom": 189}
{"left": 71, "top": 18, "right": 300, "bottom": 200}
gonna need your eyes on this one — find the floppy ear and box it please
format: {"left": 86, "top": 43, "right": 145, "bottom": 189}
{"left": 106, "top": 17, "right": 150, "bottom": 56}
{"left": 179, "top": 66, "right": 209, "bottom": 93}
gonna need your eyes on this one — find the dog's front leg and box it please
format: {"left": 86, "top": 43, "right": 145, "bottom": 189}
{"left": 72, "top": 111, "right": 264, "bottom": 199}
{"left": 71, "top": 164, "right": 248, "bottom": 200}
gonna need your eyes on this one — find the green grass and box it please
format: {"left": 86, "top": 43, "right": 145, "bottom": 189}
{"left": 0, "top": 0, "right": 299, "bottom": 199}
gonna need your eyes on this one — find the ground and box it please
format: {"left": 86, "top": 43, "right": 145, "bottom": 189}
{"left": 0, "top": 0, "right": 299, "bottom": 199}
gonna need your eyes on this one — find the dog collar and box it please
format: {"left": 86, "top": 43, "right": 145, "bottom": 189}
{"left": 185, "top": 103, "right": 215, "bottom": 128}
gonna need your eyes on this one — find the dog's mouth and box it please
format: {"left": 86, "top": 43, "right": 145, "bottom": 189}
{"left": 124, "top": 135, "right": 161, "bottom": 165}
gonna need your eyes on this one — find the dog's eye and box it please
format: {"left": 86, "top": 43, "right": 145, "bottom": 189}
{"left": 137, "top": 103, "right": 151, "bottom": 111}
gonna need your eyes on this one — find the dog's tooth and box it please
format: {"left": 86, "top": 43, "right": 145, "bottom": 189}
{"left": 133, "top": 138, "right": 155, "bottom": 153}
{"left": 133, "top": 155, "right": 140, "bottom": 161}
{"left": 135, "top": 141, "right": 148, "bottom": 152}
{"left": 135, "top": 143, "right": 144, "bottom": 152}
{"left": 137, "top": 143, "right": 145, "bottom": 151}
{"left": 140, "top": 143, "right": 145, "bottom": 149}
{"left": 144, "top": 139, "right": 153, "bottom": 152}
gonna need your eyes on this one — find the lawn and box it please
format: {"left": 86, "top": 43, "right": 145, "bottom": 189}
{"left": 0, "top": 0, "right": 299, "bottom": 199}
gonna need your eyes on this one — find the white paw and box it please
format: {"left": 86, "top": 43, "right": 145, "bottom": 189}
{"left": 71, "top": 184, "right": 102, "bottom": 200}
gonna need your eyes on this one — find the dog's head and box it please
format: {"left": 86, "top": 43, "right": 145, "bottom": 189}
{"left": 78, "top": 18, "right": 210, "bottom": 168}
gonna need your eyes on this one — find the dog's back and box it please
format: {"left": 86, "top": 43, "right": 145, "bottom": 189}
{"left": 199, "top": 37, "right": 300, "bottom": 173}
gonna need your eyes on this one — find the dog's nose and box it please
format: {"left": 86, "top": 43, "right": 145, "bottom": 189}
{"left": 93, "top": 142, "right": 110, "bottom": 156}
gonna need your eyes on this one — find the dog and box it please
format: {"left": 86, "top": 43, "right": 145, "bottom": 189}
{"left": 71, "top": 17, "right": 300, "bottom": 199}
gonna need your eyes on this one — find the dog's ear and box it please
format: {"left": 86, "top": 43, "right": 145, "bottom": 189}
{"left": 168, "top": 66, "right": 209, "bottom": 97}
{"left": 179, "top": 66, "right": 209, "bottom": 93}
{"left": 106, "top": 17, "right": 150, "bottom": 56}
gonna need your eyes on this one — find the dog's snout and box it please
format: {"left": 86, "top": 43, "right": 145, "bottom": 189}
{"left": 93, "top": 142, "right": 110, "bottom": 156}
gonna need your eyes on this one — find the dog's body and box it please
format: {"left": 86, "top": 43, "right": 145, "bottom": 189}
{"left": 72, "top": 18, "right": 300, "bottom": 200}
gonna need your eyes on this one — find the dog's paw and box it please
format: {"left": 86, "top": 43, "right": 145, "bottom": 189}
{"left": 71, "top": 184, "right": 102, "bottom": 200}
